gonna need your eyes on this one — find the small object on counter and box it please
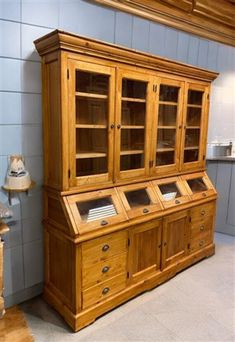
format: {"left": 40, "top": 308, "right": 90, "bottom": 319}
{"left": 207, "top": 141, "right": 232, "bottom": 158}
{"left": 0, "top": 202, "right": 12, "bottom": 219}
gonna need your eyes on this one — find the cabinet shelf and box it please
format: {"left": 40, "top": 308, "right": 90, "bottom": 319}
{"left": 76, "top": 124, "right": 107, "bottom": 129}
{"left": 122, "top": 97, "right": 146, "bottom": 103}
{"left": 187, "top": 104, "right": 202, "bottom": 108}
{"left": 156, "top": 148, "right": 175, "bottom": 152}
{"left": 158, "top": 126, "right": 176, "bottom": 129}
{"left": 186, "top": 126, "right": 200, "bottom": 129}
{"left": 184, "top": 146, "right": 199, "bottom": 150}
{"left": 76, "top": 92, "right": 108, "bottom": 99}
{"left": 158, "top": 101, "right": 178, "bottom": 106}
{"left": 121, "top": 125, "right": 145, "bottom": 129}
{"left": 120, "top": 150, "right": 144, "bottom": 155}
{"left": 76, "top": 152, "right": 107, "bottom": 159}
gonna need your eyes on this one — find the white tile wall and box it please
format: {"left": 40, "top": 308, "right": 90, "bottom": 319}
{"left": 21, "top": 60, "right": 41, "bottom": 93}
{"left": 21, "top": 93, "right": 42, "bottom": 124}
{"left": 0, "top": 125, "right": 22, "bottom": 155}
{"left": 0, "top": 20, "right": 21, "bottom": 58}
{"left": 22, "top": 0, "right": 59, "bottom": 28}
{"left": 0, "top": 92, "right": 21, "bottom": 124}
{"left": 0, "top": 58, "right": 21, "bottom": 91}
{"left": 23, "top": 240, "right": 43, "bottom": 288}
{"left": 0, "top": 0, "right": 21, "bottom": 21}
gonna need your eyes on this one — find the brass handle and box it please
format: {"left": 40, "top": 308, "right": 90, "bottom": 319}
{"left": 201, "top": 210, "right": 206, "bottom": 216}
{"left": 102, "top": 287, "right": 110, "bottom": 295}
{"left": 199, "top": 240, "right": 204, "bottom": 247}
{"left": 143, "top": 208, "right": 149, "bottom": 214}
{"left": 102, "top": 244, "right": 110, "bottom": 252}
{"left": 175, "top": 200, "right": 180, "bottom": 204}
{"left": 200, "top": 225, "right": 205, "bottom": 231}
{"left": 101, "top": 220, "right": 108, "bottom": 226}
{"left": 202, "top": 193, "right": 207, "bottom": 197}
{"left": 117, "top": 124, "right": 121, "bottom": 129}
{"left": 110, "top": 124, "right": 115, "bottom": 129}
{"left": 102, "top": 266, "right": 110, "bottom": 273}
{"left": 179, "top": 125, "right": 182, "bottom": 129}
{"left": 164, "top": 242, "right": 167, "bottom": 246}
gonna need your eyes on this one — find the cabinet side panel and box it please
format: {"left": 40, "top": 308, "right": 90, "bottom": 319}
{"left": 43, "top": 56, "right": 62, "bottom": 189}
{"left": 46, "top": 229, "right": 75, "bottom": 310}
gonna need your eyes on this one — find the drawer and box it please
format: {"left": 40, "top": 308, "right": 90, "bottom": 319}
{"left": 190, "top": 230, "right": 212, "bottom": 253}
{"left": 190, "top": 202, "right": 215, "bottom": 223}
{"left": 190, "top": 216, "right": 213, "bottom": 240}
{"left": 82, "top": 273, "right": 126, "bottom": 309}
{"left": 82, "top": 253, "right": 127, "bottom": 289}
{"left": 82, "top": 230, "right": 127, "bottom": 267}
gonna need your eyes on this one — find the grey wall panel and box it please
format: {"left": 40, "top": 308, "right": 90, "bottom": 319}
{"left": 187, "top": 36, "right": 200, "bottom": 65}
{"left": 206, "top": 161, "right": 218, "bottom": 186}
{"left": 207, "top": 41, "right": 218, "bottom": 71}
{"left": 149, "top": 22, "right": 166, "bottom": 57}
{"left": 176, "top": 31, "right": 189, "bottom": 63}
{"left": 227, "top": 163, "right": 235, "bottom": 226}
{"left": 132, "top": 17, "right": 150, "bottom": 52}
{"left": 164, "top": 27, "right": 178, "bottom": 60}
{"left": 197, "top": 39, "right": 209, "bottom": 69}
{"left": 115, "top": 12, "right": 133, "bottom": 48}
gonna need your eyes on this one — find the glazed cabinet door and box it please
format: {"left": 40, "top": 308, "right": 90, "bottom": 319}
{"left": 68, "top": 59, "right": 115, "bottom": 188}
{"left": 181, "top": 83, "right": 210, "bottom": 172}
{"left": 162, "top": 210, "right": 189, "bottom": 269}
{"left": 115, "top": 69, "right": 154, "bottom": 181}
{"left": 128, "top": 219, "right": 162, "bottom": 283}
{"left": 152, "top": 78, "right": 184, "bottom": 176}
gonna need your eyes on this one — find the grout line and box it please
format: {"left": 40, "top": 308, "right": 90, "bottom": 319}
{"left": 0, "top": 17, "right": 55, "bottom": 31}
{"left": 0, "top": 55, "right": 41, "bottom": 63}
{"left": 0, "top": 90, "right": 41, "bottom": 95}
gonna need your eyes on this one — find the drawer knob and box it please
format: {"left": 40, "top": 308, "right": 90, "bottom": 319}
{"left": 102, "top": 266, "right": 110, "bottom": 273}
{"left": 102, "top": 287, "right": 110, "bottom": 295}
{"left": 202, "top": 193, "right": 207, "bottom": 197}
{"left": 143, "top": 208, "right": 149, "bottom": 214}
{"left": 102, "top": 244, "right": 110, "bottom": 252}
{"left": 200, "top": 225, "right": 205, "bottom": 231}
{"left": 199, "top": 240, "right": 204, "bottom": 247}
{"left": 201, "top": 210, "right": 206, "bottom": 216}
{"left": 101, "top": 220, "right": 108, "bottom": 226}
{"left": 175, "top": 200, "right": 180, "bottom": 204}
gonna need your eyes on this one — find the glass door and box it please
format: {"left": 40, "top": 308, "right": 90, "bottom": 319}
{"left": 68, "top": 59, "right": 115, "bottom": 187}
{"left": 181, "top": 83, "right": 209, "bottom": 171}
{"left": 181, "top": 172, "right": 216, "bottom": 200}
{"left": 152, "top": 79, "right": 184, "bottom": 176}
{"left": 115, "top": 69, "right": 153, "bottom": 181}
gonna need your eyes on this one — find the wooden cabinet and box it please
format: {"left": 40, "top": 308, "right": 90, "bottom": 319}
{"left": 35, "top": 30, "right": 218, "bottom": 332}
{"left": 162, "top": 211, "right": 189, "bottom": 269}
{"left": 128, "top": 219, "right": 162, "bottom": 283}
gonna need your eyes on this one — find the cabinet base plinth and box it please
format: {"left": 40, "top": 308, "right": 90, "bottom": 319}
{"left": 44, "top": 243, "right": 215, "bottom": 332}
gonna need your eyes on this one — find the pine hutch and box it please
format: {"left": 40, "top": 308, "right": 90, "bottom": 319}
{"left": 35, "top": 30, "right": 218, "bottom": 331}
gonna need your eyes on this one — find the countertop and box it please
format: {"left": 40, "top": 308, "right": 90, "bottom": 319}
{"left": 206, "top": 155, "right": 235, "bottom": 161}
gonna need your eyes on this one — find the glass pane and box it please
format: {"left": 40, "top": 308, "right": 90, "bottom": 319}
{"left": 125, "top": 189, "right": 152, "bottom": 208}
{"left": 121, "top": 129, "right": 145, "bottom": 151}
{"left": 188, "top": 90, "right": 203, "bottom": 105}
{"left": 157, "top": 129, "right": 176, "bottom": 149}
{"left": 185, "top": 129, "right": 200, "bottom": 147}
{"left": 76, "top": 98, "right": 107, "bottom": 125}
{"left": 122, "top": 79, "right": 147, "bottom": 99}
{"left": 159, "top": 85, "right": 179, "bottom": 102}
{"left": 121, "top": 101, "right": 145, "bottom": 126}
{"left": 76, "top": 197, "right": 117, "bottom": 223}
{"left": 156, "top": 151, "right": 175, "bottom": 166}
{"left": 76, "top": 128, "right": 107, "bottom": 154}
{"left": 76, "top": 71, "right": 109, "bottom": 94}
{"left": 76, "top": 158, "right": 107, "bottom": 177}
{"left": 120, "top": 154, "right": 144, "bottom": 170}
{"left": 186, "top": 107, "right": 201, "bottom": 126}
{"left": 158, "top": 105, "right": 177, "bottom": 126}
{"left": 184, "top": 149, "right": 199, "bottom": 162}
{"left": 187, "top": 178, "right": 208, "bottom": 193}
{"left": 159, "top": 183, "right": 181, "bottom": 201}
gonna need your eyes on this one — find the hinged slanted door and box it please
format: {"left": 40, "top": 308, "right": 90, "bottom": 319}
{"left": 181, "top": 172, "right": 217, "bottom": 201}
{"left": 68, "top": 59, "right": 115, "bottom": 188}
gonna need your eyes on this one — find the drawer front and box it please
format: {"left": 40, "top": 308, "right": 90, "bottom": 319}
{"left": 190, "top": 216, "right": 213, "bottom": 240}
{"left": 82, "top": 231, "right": 127, "bottom": 267}
{"left": 82, "top": 273, "right": 126, "bottom": 309}
{"left": 82, "top": 253, "right": 127, "bottom": 289}
{"left": 190, "top": 230, "right": 212, "bottom": 253}
{"left": 190, "top": 202, "right": 215, "bottom": 222}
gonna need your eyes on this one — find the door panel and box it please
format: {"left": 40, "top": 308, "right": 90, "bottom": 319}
{"left": 128, "top": 219, "right": 162, "bottom": 283}
{"left": 68, "top": 59, "right": 115, "bottom": 187}
{"left": 162, "top": 211, "right": 189, "bottom": 269}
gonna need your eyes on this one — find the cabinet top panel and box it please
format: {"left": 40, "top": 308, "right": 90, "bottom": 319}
{"left": 34, "top": 30, "right": 218, "bottom": 82}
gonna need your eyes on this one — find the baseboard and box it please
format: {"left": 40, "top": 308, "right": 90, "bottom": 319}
{"left": 4, "top": 283, "right": 43, "bottom": 308}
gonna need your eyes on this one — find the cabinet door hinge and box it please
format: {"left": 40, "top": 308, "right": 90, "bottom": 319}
{"left": 128, "top": 238, "right": 130, "bottom": 247}
{"left": 203, "top": 155, "right": 205, "bottom": 160}
{"left": 127, "top": 271, "right": 129, "bottom": 279}
{"left": 187, "top": 243, "right": 191, "bottom": 249}
{"left": 67, "top": 69, "right": 69, "bottom": 80}
{"left": 207, "top": 94, "right": 209, "bottom": 100}
{"left": 68, "top": 169, "right": 71, "bottom": 178}
{"left": 189, "top": 216, "right": 191, "bottom": 223}
{"left": 149, "top": 160, "right": 154, "bottom": 168}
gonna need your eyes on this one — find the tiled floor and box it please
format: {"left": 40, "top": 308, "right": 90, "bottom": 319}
{"left": 20, "top": 233, "right": 235, "bottom": 342}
